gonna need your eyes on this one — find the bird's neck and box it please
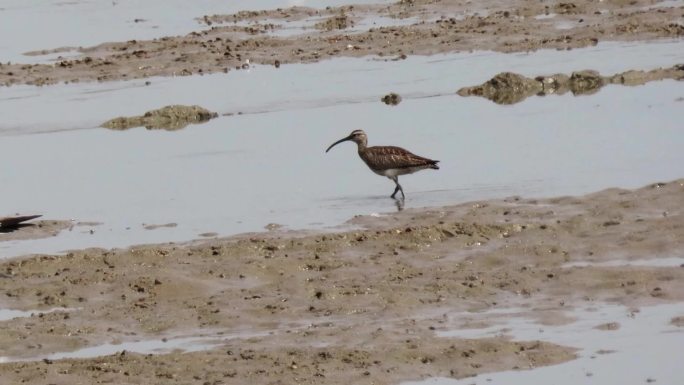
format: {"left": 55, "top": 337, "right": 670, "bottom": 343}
{"left": 356, "top": 141, "right": 367, "bottom": 152}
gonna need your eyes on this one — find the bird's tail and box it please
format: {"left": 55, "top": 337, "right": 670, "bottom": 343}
{"left": 429, "top": 160, "right": 440, "bottom": 170}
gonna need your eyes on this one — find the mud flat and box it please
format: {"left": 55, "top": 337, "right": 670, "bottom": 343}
{"left": 1, "top": 0, "right": 683, "bottom": 86}
{"left": 0, "top": 180, "right": 682, "bottom": 384}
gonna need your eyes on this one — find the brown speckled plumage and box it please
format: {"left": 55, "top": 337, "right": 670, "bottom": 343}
{"left": 359, "top": 146, "right": 439, "bottom": 173}
{"left": 326, "top": 130, "right": 439, "bottom": 199}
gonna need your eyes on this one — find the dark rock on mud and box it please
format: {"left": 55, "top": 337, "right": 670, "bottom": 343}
{"left": 101, "top": 105, "right": 218, "bottom": 131}
{"left": 382, "top": 92, "right": 402, "bottom": 105}
{"left": 458, "top": 65, "right": 684, "bottom": 104}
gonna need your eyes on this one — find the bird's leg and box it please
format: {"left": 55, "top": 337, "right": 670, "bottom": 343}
{"left": 397, "top": 179, "right": 405, "bottom": 200}
{"left": 389, "top": 176, "right": 399, "bottom": 198}
{"left": 389, "top": 176, "right": 405, "bottom": 200}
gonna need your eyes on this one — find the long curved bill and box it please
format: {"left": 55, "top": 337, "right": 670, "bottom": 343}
{"left": 325, "top": 135, "right": 352, "bottom": 153}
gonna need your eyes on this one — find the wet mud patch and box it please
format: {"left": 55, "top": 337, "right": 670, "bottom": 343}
{"left": 594, "top": 322, "right": 620, "bottom": 331}
{"left": 314, "top": 13, "right": 355, "bottom": 31}
{"left": 457, "top": 64, "right": 684, "bottom": 104}
{"left": 101, "top": 105, "right": 218, "bottom": 131}
{"left": 143, "top": 223, "right": 178, "bottom": 231}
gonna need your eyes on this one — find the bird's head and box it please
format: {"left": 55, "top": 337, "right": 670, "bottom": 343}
{"left": 325, "top": 129, "right": 367, "bottom": 153}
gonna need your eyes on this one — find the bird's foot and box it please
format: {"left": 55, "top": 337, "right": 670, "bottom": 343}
{"left": 394, "top": 198, "right": 405, "bottom": 211}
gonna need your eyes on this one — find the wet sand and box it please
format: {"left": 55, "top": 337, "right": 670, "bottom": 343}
{"left": 0, "top": 180, "right": 682, "bottom": 384}
{"left": 1, "top": 0, "right": 683, "bottom": 86}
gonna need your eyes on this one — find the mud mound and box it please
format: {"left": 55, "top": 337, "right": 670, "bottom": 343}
{"left": 381, "top": 92, "right": 402, "bottom": 105}
{"left": 101, "top": 105, "right": 218, "bottom": 131}
{"left": 458, "top": 65, "right": 684, "bottom": 104}
{"left": 314, "top": 14, "right": 354, "bottom": 31}
{"left": 457, "top": 72, "right": 543, "bottom": 104}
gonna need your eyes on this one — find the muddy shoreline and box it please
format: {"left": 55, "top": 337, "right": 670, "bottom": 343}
{"left": 1, "top": 180, "right": 682, "bottom": 384}
{"left": 1, "top": 0, "right": 683, "bottom": 87}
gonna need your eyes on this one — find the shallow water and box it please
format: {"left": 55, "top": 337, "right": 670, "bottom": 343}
{"left": 563, "top": 257, "right": 684, "bottom": 268}
{"left": 534, "top": 13, "right": 557, "bottom": 20}
{"left": 0, "top": 307, "right": 72, "bottom": 322}
{"left": 643, "top": 0, "right": 684, "bottom": 9}
{"left": 1, "top": 40, "right": 683, "bottom": 258}
{"left": 0, "top": 0, "right": 394, "bottom": 63}
{"left": 0, "top": 329, "right": 270, "bottom": 363}
{"left": 407, "top": 302, "right": 684, "bottom": 385}
{"left": 554, "top": 20, "right": 577, "bottom": 30}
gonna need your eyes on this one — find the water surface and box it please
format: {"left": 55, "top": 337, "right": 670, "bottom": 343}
{"left": 0, "top": 40, "right": 683, "bottom": 258}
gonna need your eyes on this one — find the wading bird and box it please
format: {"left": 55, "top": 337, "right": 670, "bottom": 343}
{"left": 325, "top": 130, "right": 439, "bottom": 199}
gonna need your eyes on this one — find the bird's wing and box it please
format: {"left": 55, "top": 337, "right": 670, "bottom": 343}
{"left": 365, "top": 146, "right": 437, "bottom": 170}
{"left": 0, "top": 214, "right": 42, "bottom": 228}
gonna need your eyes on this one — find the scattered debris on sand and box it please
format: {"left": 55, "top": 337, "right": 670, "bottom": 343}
{"left": 101, "top": 105, "right": 218, "bottom": 131}
{"left": 457, "top": 64, "right": 684, "bottom": 104}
